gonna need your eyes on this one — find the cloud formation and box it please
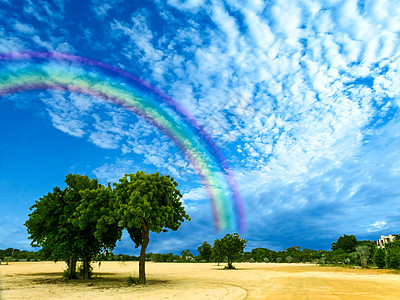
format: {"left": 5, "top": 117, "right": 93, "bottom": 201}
{"left": 1, "top": 0, "right": 400, "bottom": 252}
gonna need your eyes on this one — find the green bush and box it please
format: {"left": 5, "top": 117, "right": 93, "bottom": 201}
{"left": 385, "top": 247, "right": 400, "bottom": 269}
{"left": 373, "top": 248, "right": 386, "bottom": 269}
{"left": 63, "top": 269, "right": 78, "bottom": 280}
{"left": 127, "top": 276, "right": 140, "bottom": 285}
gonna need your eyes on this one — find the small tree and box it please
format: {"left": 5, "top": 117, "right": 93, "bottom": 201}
{"left": 373, "top": 248, "right": 385, "bottom": 269}
{"left": 113, "top": 172, "right": 190, "bottom": 284}
{"left": 213, "top": 233, "right": 247, "bottom": 269}
{"left": 212, "top": 240, "right": 224, "bottom": 266}
{"left": 355, "top": 245, "right": 370, "bottom": 268}
{"left": 198, "top": 241, "right": 212, "bottom": 262}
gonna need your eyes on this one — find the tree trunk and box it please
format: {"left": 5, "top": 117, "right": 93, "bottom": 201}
{"left": 83, "top": 255, "right": 89, "bottom": 280}
{"left": 67, "top": 256, "right": 77, "bottom": 279}
{"left": 139, "top": 220, "right": 150, "bottom": 284}
{"left": 227, "top": 255, "right": 233, "bottom": 269}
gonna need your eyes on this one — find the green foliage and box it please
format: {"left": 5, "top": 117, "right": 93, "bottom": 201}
{"left": 349, "top": 252, "right": 360, "bottom": 265}
{"left": 355, "top": 245, "right": 370, "bottom": 268}
{"left": 385, "top": 238, "right": 400, "bottom": 269}
{"left": 213, "top": 233, "right": 247, "bottom": 269}
{"left": 285, "top": 256, "right": 293, "bottom": 263}
{"left": 63, "top": 268, "right": 78, "bottom": 280}
{"left": 114, "top": 172, "right": 190, "bottom": 240}
{"left": 374, "top": 248, "right": 386, "bottom": 269}
{"left": 77, "top": 262, "right": 93, "bottom": 279}
{"left": 198, "top": 241, "right": 212, "bottom": 262}
{"left": 24, "top": 174, "right": 122, "bottom": 279}
{"left": 113, "top": 171, "right": 190, "bottom": 284}
{"left": 331, "top": 235, "right": 358, "bottom": 253}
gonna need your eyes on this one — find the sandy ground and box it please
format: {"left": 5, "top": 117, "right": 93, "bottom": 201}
{"left": 1, "top": 261, "right": 400, "bottom": 299}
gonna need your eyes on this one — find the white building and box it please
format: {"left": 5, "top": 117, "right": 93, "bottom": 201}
{"left": 376, "top": 234, "right": 397, "bottom": 248}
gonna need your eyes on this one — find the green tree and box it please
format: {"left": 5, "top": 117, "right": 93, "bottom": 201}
{"left": 331, "top": 235, "right": 358, "bottom": 253}
{"left": 71, "top": 185, "right": 123, "bottom": 279}
{"left": 385, "top": 237, "right": 400, "bottom": 269}
{"left": 284, "top": 246, "right": 302, "bottom": 263}
{"left": 198, "top": 241, "right": 212, "bottom": 262}
{"left": 212, "top": 239, "right": 224, "bottom": 265}
{"left": 355, "top": 245, "right": 370, "bottom": 268}
{"left": 213, "top": 233, "right": 247, "bottom": 269}
{"left": 285, "top": 255, "right": 293, "bottom": 263}
{"left": 25, "top": 174, "right": 119, "bottom": 279}
{"left": 373, "top": 248, "right": 386, "bottom": 269}
{"left": 113, "top": 172, "right": 190, "bottom": 284}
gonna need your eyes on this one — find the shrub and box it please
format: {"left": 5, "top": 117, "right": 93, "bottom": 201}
{"left": 224, "top": 264, "right": 236, "bottom": 269}
{"left": 263, "top": 257, "right": 269, "bottom": 263}
{"left": 127, "top": 276, "right": 140, "bottom": 285}
{"left": 63, "top": 269, "right": 78, "bottom": 280}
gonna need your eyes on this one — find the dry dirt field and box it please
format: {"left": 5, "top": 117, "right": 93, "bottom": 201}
{"left": 1, "top": 261, "right": 400, "bottom": 299}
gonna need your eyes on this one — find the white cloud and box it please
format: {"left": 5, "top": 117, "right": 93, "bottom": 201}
{"left": 368, "top": 221, "right": 388, "bottom": 233}
{"left": 3, "top": 0, "right": 400, "bottom": 242}
{"left": 41, "top": 92, "right": 87, "bottom": 138}
{"left": 93, "top": 159, "right": 137, "bottom": 183}
{"left": 14, "top": 22, "right": 35, "bottom": 34}
{"left": 182, "top": 186, "right": 207, "bottom": 201}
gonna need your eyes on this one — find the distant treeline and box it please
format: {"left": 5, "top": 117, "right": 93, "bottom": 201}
{"left": 2, "top": 234, "right": 400, "bottom": 270}
{"left": 0, "top": 248, "right": 139, "bottom": 262}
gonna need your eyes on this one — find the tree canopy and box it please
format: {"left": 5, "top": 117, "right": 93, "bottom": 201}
{"left": 25, "top": 174, "right": 122, "bottom": 279}
{"left": 113, "top": 171, "right": 190, "bottom": 284}
{"left": 331, "top": 235, "right": 358, "bottom": 253}
{"left": 198, "top": 241, "right": 212, "bottom": 262}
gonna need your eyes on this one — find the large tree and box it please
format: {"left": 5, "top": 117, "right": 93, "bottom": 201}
{"left": 25, "top": 174, "right": 120, "bottom": 279}
{"left": 213, "top": 233, "right": 247, "bottom": 269}
{"left": 198, "top": 241, "right": 212, "bottom": 262}
{"left": 113, "top": 171, "right": 190, "bottom": 284}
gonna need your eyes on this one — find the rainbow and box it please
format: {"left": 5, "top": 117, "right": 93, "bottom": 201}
{"left": 0, "top": 51, "right": 245, "bottom": 232}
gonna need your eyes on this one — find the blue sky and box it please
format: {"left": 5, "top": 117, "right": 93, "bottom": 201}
{"left": 1, "top": 0, "right": 400, "bottom": 255}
